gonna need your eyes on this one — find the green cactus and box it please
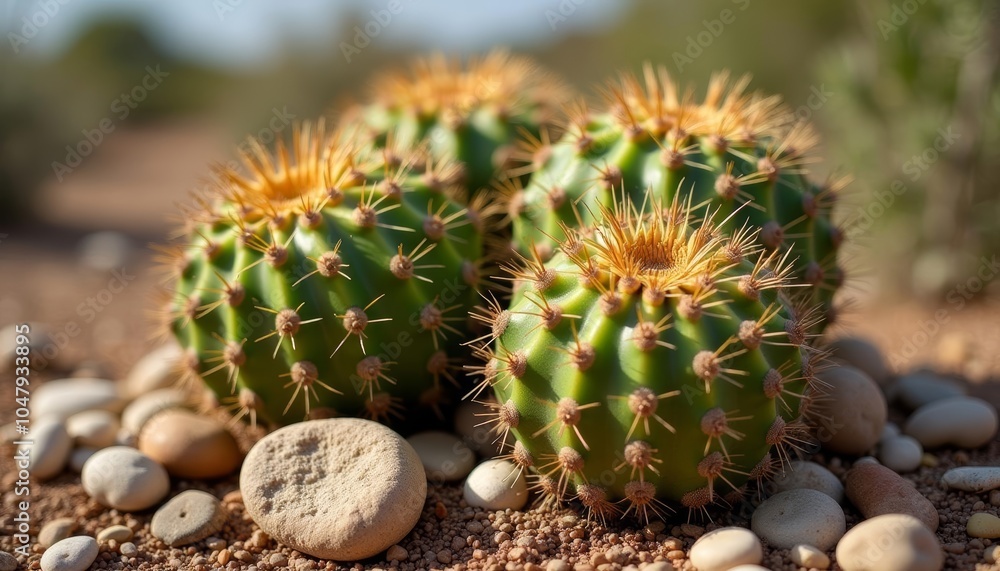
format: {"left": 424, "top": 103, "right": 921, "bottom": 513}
{"left": 510, "top": 66, "right": 844, "bottom": 327}
{"left": 339, "top": 50, "right": 571, "bottom": 194}
{"left": 160, "top": 121, "right": 486, "bottom": 428}
{"left": 472, "top": 193, "right": 822, "bottom": 521}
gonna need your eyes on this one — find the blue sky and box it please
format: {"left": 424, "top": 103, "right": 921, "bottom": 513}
{"left": 4, "top": 0, "right": 628, "bottom": 68}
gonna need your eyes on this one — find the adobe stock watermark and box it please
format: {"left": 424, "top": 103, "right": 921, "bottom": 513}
{"left": 51, "top": 65, "right": 170, "bottom": 182}
{"left": 340, "top": 0, "right": 409, "bottom": 63}
{"left": 888, "top": 254, "right": 1000, "bottom": 369}
{"left": 672, "top": 0, "right": 751, "bottom": 73}
{"left": 7, "top": 0, "right": 73, "bottom": 54}
{"left": 545, "top": 0, "right": 588, "bottom": 31}
{"left": 844, "top": 125, "right": 960, "bottom": 241}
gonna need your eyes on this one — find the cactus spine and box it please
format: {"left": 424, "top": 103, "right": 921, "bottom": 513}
{"left": 161, "top": 121, "right": 485, "bottom": 427}
{"left": 474, "top": 193, "right": 823, "bottom": 521}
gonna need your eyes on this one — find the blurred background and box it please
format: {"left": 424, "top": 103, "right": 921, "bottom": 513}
{"left": 2, "top": 0, "right": 999, "bottom": 377}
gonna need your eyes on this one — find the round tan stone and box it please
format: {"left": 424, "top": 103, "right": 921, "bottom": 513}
{"left": 836, "top": 514, "right": 943, "bottom": 571}
{"left": 811, "top": 366, "right": 887, "bottom": 455}
{"left": 240, "top": 418, "right": 426, "bottom": 561}
{"left": 138, "top": 409, "right": 241, "bottom": 480}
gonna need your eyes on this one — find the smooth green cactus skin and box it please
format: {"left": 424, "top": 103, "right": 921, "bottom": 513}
{"left": 166, "top": 124, "right": 484, "bottom": 427}
{"left": 511, "top": 68, "right": 843, "bottom": 328}
{"left": 340, "top": 50, "right": 569, "bottom": 193}
{"left": 478, "top": 198, "right": 819, "bottom": 520}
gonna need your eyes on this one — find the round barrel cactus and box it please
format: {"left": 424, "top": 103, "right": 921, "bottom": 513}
{"left": 160, "top": 121, "right": 485, "bottom": 427}
{"left": 339, "top": 49, "right": 571, "bottom": 193}
{"left": 510, "top": 66, "right": 844, "bottom": 327}
{"left": 473, "top": 193, "right": 823, "bottom": 521}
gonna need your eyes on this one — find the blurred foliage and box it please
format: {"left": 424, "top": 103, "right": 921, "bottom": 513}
{"left": 819, "top": 0, "right": 1000, "bottom": 298}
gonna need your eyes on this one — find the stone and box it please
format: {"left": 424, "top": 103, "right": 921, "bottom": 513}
{"left": 463, "top": 459, "right": 528, "bottom": 510}
{"left": 835, "top": 514, "right": 943, "bottom": 571}
{"left": 826, "top": 337, "right": 891, "bottom": 386}
{"left": 895, "top": 371, "right": 965, "bottom": 410}
{"left": 40, "top": 536, "right": 99, "bottom": 571}
{"left": 968, "top": 513, "right": 1000, "bottom": 538}
{"left": 66, "top": 410, "right": 119, "bottom": 449}
{"left": 32, "top": 378, "right": 123, "bottom": 421}
{"left": 386, "top": 545, "right": 407, "bottom": 561}
{"left": 240, "top": 418, "right": 426, "bottom": 561}
{"left": 638, "top": 563, "right": 673, "bottom": 571}
{"left": 124, "top": 343, "right": 183, "bottom": 398}
{"left": 689, "top": 527, "right": 763, "bottom": 571}
{"left": 151, "top": 490, "right": 226, "bottom": 547}
{"left": 942, "top": 467, "right": 1000, "bottom": 493}
{"left": 121, "top": 389, "right": 190, "bottom": 435}
{"left": 726, "top": 566, "right": 769, "bottom": 571}
{"left": 68, "top": 448, "right": 96, "bottom": 473}
{"left": 38, "top": 518, "right": 77, "bottom": 549}
{"left": 454, "top": 400, "right": 501, "bottom": 457}
{"left": 78, "top": 230, "right": 132, "bottom": 272}
{"left": 811, "top": 366, "right": 887, "bottom": 455}
{"left": 81, "top": 446, "right": 170, "bottom": 511}
{"left": 0, "top": 552, "right": 16, "bottom": 571}
{"left": 772, "top": 460, "right": 845, "bottom": 503}
{"left": 406, "top": 431, "right": 476, "bottom": 483}
{"left": 138, "top": 409, "right": 241, "bottom": 479}
{"left": 96, "top": 525, "right": 133, "bottom": 543}
{"left": 878, "top": 435, "right": 923, "bottom": 473}
{"left": 904, "top": 397, "right": 998, "bottom": 449}
{"left": 790, "top": 544, "right": 830, "bottom": 569}
{"left": 750, "top": 489, "right": 845, "bottom": 551}
{"left": 119, "top": 542, "right": 137, "bottom": 557}
{"left": 845, "top": 460, "right": 938, "bottom": 531}
{"left": 30, "top": 420, "right": 73, "bottom": 480}
{"left": 881, "top": 422, "right": 901, "bottom": 442}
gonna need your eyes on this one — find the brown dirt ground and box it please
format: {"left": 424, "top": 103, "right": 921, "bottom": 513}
{"left": 2, "top": 125, "right": 1000, "bottom": 571}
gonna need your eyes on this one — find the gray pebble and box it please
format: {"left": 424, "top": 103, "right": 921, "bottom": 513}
{"left": 896, "top": 371, "right": 966, "bottom": 410}
{"left": 151, "top": 490, "right": 226, "bottom": 547}
{"left": 0, "top": 551, "right": 17, "bottom": 571}
{"left": 878, "top": 435, "right": 923, "bottom": 473}
{"left": 32, "top": 378, "right": 123, "bottom": 421}
{"left": 40, "top": 536, "right": 98, "bottom": 571}
{"left": 31, "top": 420, "right": 73, "bottom": 481}
{"left": 751, "top": 489, "right": 846, "bottom": 551}
{"left": 942, "top": 467, "right": 1000, "bottom": 493}
{"left": 771, "top": 460, "right": 844, "bottom": 503}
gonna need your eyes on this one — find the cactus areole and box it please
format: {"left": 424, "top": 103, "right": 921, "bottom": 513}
{"left": 161, "top": 121, "right": 486, "bottom": 427}
{"left": 473, "top": 193, "right": 823, "bottom": 521}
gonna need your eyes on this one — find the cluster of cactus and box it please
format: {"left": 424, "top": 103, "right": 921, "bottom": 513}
{"left": 472, "top": 194, "right": 823, "bottom": 520}
{"left": 161, "top": 53, "right": 842, "bottom": 518}
{"left": 509, "top": 65, "right": 844, "bottom": 326}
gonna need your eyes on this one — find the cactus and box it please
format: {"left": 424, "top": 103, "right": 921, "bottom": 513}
{"left": 472, "top": 192, "right": 823, "bottom": 521}
{"left": 340, "top": 50, "right": 571, "bottom": 194}
{"left": 159, "top": 121, "right": 486, "bottom": 428}
{"left": 510, "top": 66, "right": 845, "bottom": 327}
